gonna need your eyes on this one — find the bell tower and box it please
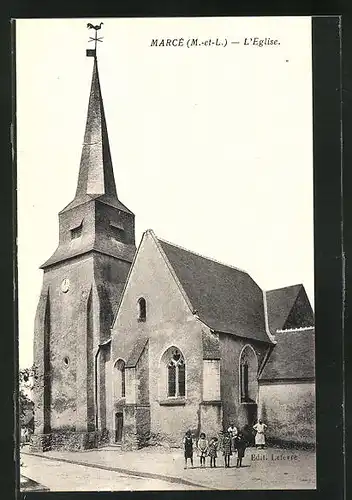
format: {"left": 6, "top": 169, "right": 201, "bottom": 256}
{"left": 32, "top": 27, "right": 136, "bottom": 451}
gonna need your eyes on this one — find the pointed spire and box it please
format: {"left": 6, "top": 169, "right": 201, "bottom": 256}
{"left": 75, "top": 55, "right": 117, "bottom": 199}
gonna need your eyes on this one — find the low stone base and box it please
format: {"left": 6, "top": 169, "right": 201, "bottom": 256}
{"left": 121, "top": 440, "right": 138, "bottom": 451}
{"left": 31, "top": 429, "right": 110, "bottom": 452}
{"left": 119, "top": 430, "right": 150, "bottom": 451}
{"left": 267, "top": 437, "right": 316, "bottom": 450}
{"left": 121, "top": 404, "right": 151, "bottom": 451}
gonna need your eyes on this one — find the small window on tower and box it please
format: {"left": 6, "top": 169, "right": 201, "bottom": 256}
{"left": 138, "top": 297, "right": 146, "bottom": 322}
{"left": 110, "top": 221, "right": 125, "bottom": 243}
{"left": 70, "top": 221, "right": 83, "bottom": 239}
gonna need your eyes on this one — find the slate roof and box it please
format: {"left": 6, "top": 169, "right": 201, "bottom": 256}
{"left": 158, "top": 238, "right": 272, "bottom": 344}
{"left": 265, "top": 284, "right": 304, "bottom": 334}
{"left": 60, "top": 194, "right": 133, "bottom": 215}
{"left": 71, "top": 58, "right": 117, "bottom": 203}
{"left": 259, "top": 328, "right": 315, "bottom": 380}
{"left": 41, "top": 236, "right": 135, "bottom": 268}
{"left": 61, "top": 58, "right": 132, "bottom": 214}
{"left": 126, "top": 337, "right": 148, "bottom": 368}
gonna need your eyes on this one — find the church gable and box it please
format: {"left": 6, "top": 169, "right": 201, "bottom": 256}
{"left": 110, "top": 230, "right": 207, "bottom": 445}
{"left": 111, "top": 229, "right": 199, "bottom": 366}
{"left": 283, "top": 286, "right": 314, "bottom": 330}
{"left": 265, "top": 284, "right": 313, "bottom": 334}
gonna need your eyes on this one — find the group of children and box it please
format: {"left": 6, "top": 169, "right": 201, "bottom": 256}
{"left": 183, "top": 428, "right": 247, "bottom": 469}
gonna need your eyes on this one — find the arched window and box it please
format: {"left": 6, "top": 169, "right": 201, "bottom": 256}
{"left": 166, "top": 348, "right": 185, "bottom": 397}
{"left": 240, "top": 361, "right": 249, "bottom": 401}
{"left": 114, "top": 359, "right": 126, "bottom": 399}
{"left": 138, "top": 297, "right": 146, "bottom": 322}
{"left": 239, "top": 345, "right": 258, "bottom": 403}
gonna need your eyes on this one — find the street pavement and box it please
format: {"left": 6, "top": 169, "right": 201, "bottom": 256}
{"left": 21, "top": 445, "right": 316, "bottom": 491}
{"left": 20, "top": 454, "right": 198, "bottom": 491}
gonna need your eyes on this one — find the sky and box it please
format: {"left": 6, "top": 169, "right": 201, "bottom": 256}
{"left": 16, "top": 17, "right": 314, "bottom": 369}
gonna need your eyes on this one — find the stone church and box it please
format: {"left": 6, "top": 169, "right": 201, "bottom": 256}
{"left": 32, "top": 50, "right": 315, "bottom": 452}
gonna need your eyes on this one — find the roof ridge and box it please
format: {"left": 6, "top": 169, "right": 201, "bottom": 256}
{"left": 150, "top": 232, "right": 196, "bottom": 314}
{"left": 266, "top": 284, "right": 303, "bottom": 293}
{"left": 262, "top": 289, "right": 277, "bottom": 344}
{"left": 276, "top": 326, "right": 314, "bottom": 333}
{"left": 157, "top": 237, "right": 249, "bottom": 275}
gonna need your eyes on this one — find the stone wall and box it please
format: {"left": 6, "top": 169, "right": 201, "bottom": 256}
{"left": 258, "top": 380, "right": 316, "bottom": 445}
{"left": 219, "top": 334, "right": 268, "bottom": 430}
{"left": 199, "top": 403, "right": 222, "bottom": 439}
{"left": 33, "top": 286, "right": 50, "bottom": 435}
{"left": 111, "top": 232, "right": 208, "bottom": 448}
{"left": 34, "top": 255, "right": 95, "bottom": 434}
{"left": 33, "top": 246, "right": 132, "bottom": 448}
{"left": 135, "top": 406, "right": 151, "bottom": 447}
{"left": 31, "top": 430, "right": 110, "bottom": 452}
{"left": 203, "top": 360, "right": 221, "bottom": 401}
{"left": 136, "top": 342, "right": 150, "bottom": 405}
{"left": 122, "top": 405, "right": 138, "bottom": 450}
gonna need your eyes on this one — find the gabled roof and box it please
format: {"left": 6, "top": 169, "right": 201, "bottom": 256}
{"left": 157, "top": 237, "right": 272, "bottom": 344}
{"left": 259, "top": 327, "right": 315, "bottom": 380}
{"left": 265, "top": 284, "right": 313, "bottom": 334}
{"left": 110, "top": 335, "right": 148, "bottom": 368}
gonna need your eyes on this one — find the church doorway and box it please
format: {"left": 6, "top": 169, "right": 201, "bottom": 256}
{"left": 115, "top": 412, "right": 123, "bottom": 442}
{"left": 246, "top": 403, "right": 258, "bottom": 427}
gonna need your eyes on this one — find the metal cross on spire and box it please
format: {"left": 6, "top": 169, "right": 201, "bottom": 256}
{"left": 86, "top": 22, "right": 104, "bottom": 58}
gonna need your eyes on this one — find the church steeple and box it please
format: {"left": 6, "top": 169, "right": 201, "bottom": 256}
{"left": 61, "top": 45, "right": 130, "bottom": 214}
{"left": 33, "top": 26, "right": 136, "bottom": 453}
{"left": 75, "top": 56, "right": 117, "bottom": 199}
{"left": 41, "top": 31, "right": 135, "bottom": 269}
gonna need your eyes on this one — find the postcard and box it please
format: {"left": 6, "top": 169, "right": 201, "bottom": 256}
{"left": 17, "top": 16, "right": 316, "bottom": 491}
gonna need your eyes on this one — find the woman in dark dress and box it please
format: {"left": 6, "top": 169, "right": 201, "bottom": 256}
{"left": 183, "top": 430, "right": 194, "bottom": 469}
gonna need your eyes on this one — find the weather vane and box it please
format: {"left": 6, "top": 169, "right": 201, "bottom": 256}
{"left": 86, "top": 22, "right": 104, "bottom": 58}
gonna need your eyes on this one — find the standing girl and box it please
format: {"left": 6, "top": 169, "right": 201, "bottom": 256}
{"left": 222, "top": 432, "right": 232, "bottom": 468}
{"left": 183, "top": 430, "right": 194, "bottom": 469}
{"left": 208, "top": 437, "right": 219, "bottom": 468}
{"left": 253, "top": 419, "right": 267, "bottom": 449}
{"left": 197, "top": 432, "right": 208, "bottom": 467}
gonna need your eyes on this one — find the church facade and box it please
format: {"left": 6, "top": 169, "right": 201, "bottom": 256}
{"left": 31, "top": 51, "right": 315, "bottom": 452}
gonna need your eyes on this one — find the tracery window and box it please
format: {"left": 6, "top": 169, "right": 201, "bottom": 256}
{"left": 239, "top": 345, "right": 258, "bottom": 403}
{"left": 240, "top": 362, "right": 249, "bottom": 402}
{"left": 167, "top": 349, "right": 185, "bottom": 397}
{"left": 114, "top": 359, "right": 126, "bottom": 399}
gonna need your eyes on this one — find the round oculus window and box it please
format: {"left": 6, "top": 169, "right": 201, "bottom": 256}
{"left": 61, "top": 278, "right": 70, "bottom": 293}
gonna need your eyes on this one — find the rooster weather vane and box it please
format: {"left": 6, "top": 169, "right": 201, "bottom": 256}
{"left": 86, "top": 22, "right": 104, "bottom": 58}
